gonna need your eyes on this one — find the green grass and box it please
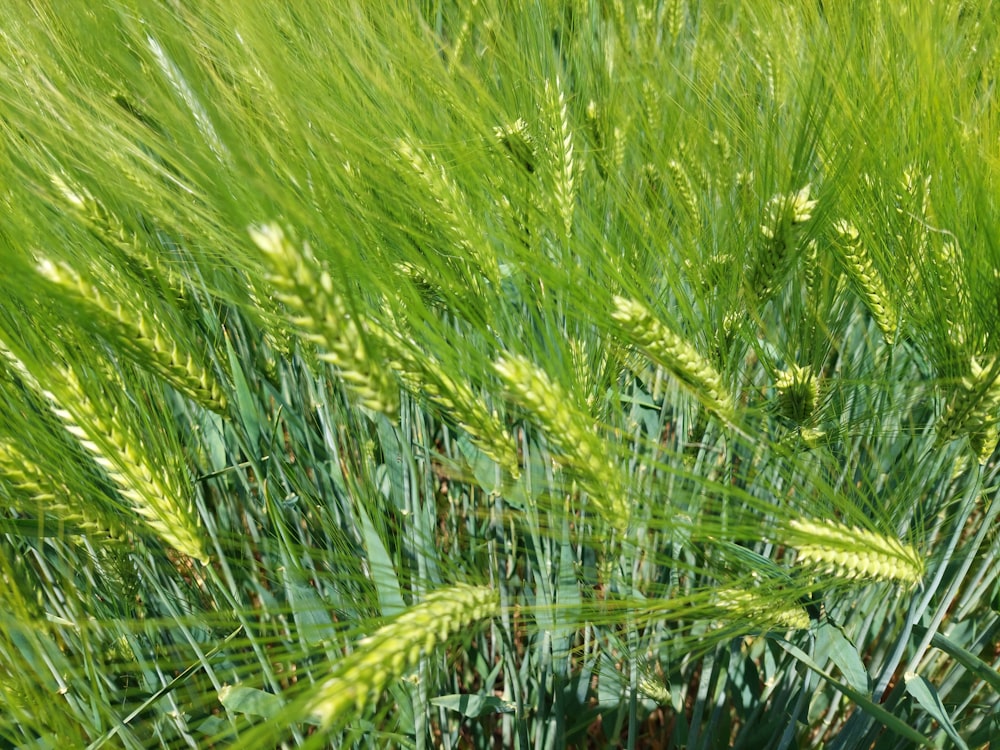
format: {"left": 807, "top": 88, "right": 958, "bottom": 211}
{"left": 1, "top": 1, "right": 999, "bottom": 748}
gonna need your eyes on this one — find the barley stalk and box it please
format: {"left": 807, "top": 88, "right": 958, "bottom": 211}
{"left": 611, "top": 296, "right": 736, "bottom": 422}
{"left": 35, "top": 257, "right": 227, "bottom": 413}
{"left": 494, "top": 353, "right": 627, "bottom": 532}
{"left": 833, "top": 219, "right": 898, "bottom": 344}
{"left": 789, "top": 518, "right": 924, "bottom": 587}
{"left": 249, "top": 224, "right": 399, "bottom": 417}
{"left": 306, "top": 584, "right": 499, "bottom": 726}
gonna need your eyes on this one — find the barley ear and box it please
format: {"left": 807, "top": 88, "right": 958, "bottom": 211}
{"left": 774, "top": 363, "right": 820, "bottom": 425}
{"left": 545, "top": 77, "right": 577, "bottom": 239}
{"left": 494, "top": 354, "right": 627, "bottom": 532}
{"left": 249, "top": 224, "right": 399, "bottom": 417}
{"left": 306, "top": 584, "right": 499, "bottom": 726}
{"left": 385, "top": 341, "right": 520, "bottom": 478}
{"left": 935, "top": 356, "right": 1000, "bottom": 463}
{"left": 46, "top": 365, "right": 208, "bottom": 564}
{"left": 751, "top": 184, "right": 817, "bottom": 299}
{"left": 789, "top": 519, "right": 924, "bottom": 587}
{"left": 35, "top": 257, "right": 228, "bottom": 413}
{"left": 833, "top": 220, "right": 898, "bottom": 344}
{"left": 713, "top": 585, "right": 811, "bottom": 630}
{"left": 0, "top": 438, "right": 126, "bottom": 540}
{"left": 611, "top": 296, "right": 736, "bottom": 422}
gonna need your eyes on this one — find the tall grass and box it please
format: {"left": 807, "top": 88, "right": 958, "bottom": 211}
{"left": 1, "top": 1, "right": 999, "bottom": 748}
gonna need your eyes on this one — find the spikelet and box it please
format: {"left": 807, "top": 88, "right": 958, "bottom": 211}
{"left": 494, "top": 354, "right": 627, "bottom": 531}
{"left": 611, "top": 296, "right": 736, "bottom": 422}
{"left": 34, "top": 257, "right": 227, "bottom": 413}
{"left": 713, "top": 586, "right": 811, "bottom": 630}
{"left": 833, "top": 220, "right": 898, "bottom": 344}
{"left": 545, "top": 77, "right": 577, "bottom": 239}
{"left": 935, "top": 355, "right": 1000, "bottom": 463}
{"left": 46, "top": 365, "right": 207, "bottom": 563}
{"left": 789, "top": 519, "right": 924, "bottom": 587}
{"left": 0, "top": 438, "right": 126, "bottom": 540}
{"left": 307, "top": 584, "right": 499, "bottom": 726}
{"left": 249, "top": 224, "right": 398, "bottom": 417}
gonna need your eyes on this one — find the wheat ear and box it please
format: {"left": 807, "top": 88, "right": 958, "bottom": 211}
{"left": 306, "top": 584, "right": 499, "bottom": 726}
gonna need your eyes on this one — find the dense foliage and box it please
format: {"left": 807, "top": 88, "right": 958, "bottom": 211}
{"left": 1, "top": 2, "right": 999, "bottom": 748}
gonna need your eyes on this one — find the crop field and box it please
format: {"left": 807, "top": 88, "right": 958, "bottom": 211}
{"left": 0, "top": 2, "right": 998, "bottom": 748}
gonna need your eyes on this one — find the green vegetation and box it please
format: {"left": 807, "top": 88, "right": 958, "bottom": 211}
{"left": 1, "top": 1, "right": 999, "bottom": 747}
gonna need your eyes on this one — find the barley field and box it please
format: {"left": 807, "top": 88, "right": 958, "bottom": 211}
{"left": 1, "top": 2, "right": 999, "bottom": 748}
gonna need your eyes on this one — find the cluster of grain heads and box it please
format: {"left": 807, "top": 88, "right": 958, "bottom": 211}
{"left": 305, "top": 584, "right": 499, "bottom": 727}
{"left": 611, "top": 295, "right": 736, "bottom": 423}
{"left": 832, "top": 219, "right": 899, "bottom": 344}
{"left": 935, "top": 355, "right": 1000, "bottom": 463}
{"left": 45, "top": 364, "right": 208, "bottom": 564}
{"left": 751, "top": 184, "right": 817, "bottom": 300}
{"left": 248, "top": 223, "right": 399, "bottom": 417}
{"left": 494, "top": 353, "right": 628, "bottom": 533}
{"left": 788, "top": 519, "right": 924, "bottom": 588}
{"left": 34, "top": 257, "right": 228, "bottom": 414}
